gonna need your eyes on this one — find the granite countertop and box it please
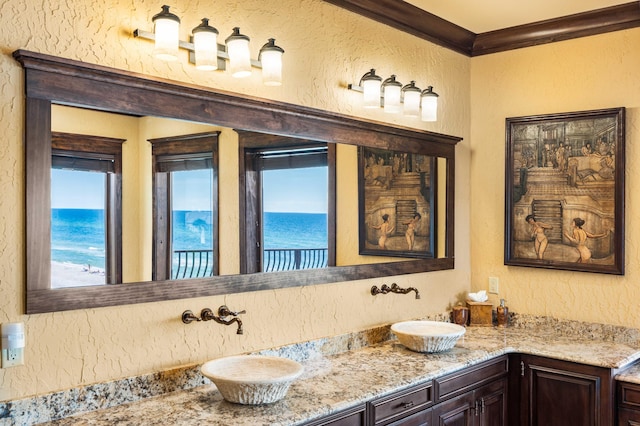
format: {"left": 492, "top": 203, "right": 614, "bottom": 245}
{"left": 43, "top": 323, "right": 640, "bottom": 426}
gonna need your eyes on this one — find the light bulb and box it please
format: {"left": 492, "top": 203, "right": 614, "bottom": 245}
{"left": 192, "top": 18, "right": 219, "bottom": 71}
{"left": 152, "top": 5, "right": 180, "bottom": 61}
{"left": 226, "top": 27, "right": 251, "bottom": 78}
{"left": 421, "top": 86, "right": 439, "bottom": 122}
{"left": 259, "top": 39, "right": 284, "bottom": 86}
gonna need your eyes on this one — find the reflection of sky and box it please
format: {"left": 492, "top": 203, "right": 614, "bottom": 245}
{"left": 51, "top": 167, "right": 328, "bottom": 213}
{"left": 52, "top": 169, "right": 105, "bottom": 209}
{"left": 172, "top": 169, "right": 213, "bottom": 211}
{"left": 263, "top": 167, "right": 328, "bottom": 213}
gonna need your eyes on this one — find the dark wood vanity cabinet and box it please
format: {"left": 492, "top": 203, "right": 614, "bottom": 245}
{"left": 430, "top": 384, "right": 508, "bottom": 426}
{"left": 365, "top": 356, "right": 509, "bottom": 426}
{"left": 617, "top": 381, "right": 640, "bottom": 425}
{"left": 432, "top": 356, "right": 509, "bottom": 426}
{"left": 308, "top": 353, "right": 626, "bottom": 426}
{"left": 511, "top": 354, "right": 616, "bottom": 426}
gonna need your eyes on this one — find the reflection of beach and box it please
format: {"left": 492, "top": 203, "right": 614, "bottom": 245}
{"left": 51, "top": 261, "right": 106, "bottom": 288}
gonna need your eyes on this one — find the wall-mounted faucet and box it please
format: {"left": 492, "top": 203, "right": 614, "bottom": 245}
{"left": 181, "top": 305, "right": 247, "bottom": 334}
{"left": 201, "top": 306, "right": 246, "bottom": 335}
{"left": 371, "top": 283, "right": 420, "bottom": 299}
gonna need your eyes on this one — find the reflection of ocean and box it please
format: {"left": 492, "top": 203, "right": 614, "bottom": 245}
{"left": 263, "top": 212, "right": 327, "bottom": 249}
{"left": 51, "top": 210, "right": 328, "bottom": 270}
{"left": 52, "top": 209, "right": 106, "bottom": 269}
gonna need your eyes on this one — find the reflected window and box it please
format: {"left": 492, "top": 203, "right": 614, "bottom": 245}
{"left": 51, "top": 132, "right": 124, "bottom": 288}
{"left": 240, "top": 138, "right": 336, "bottom": 274}
{"left": 150, "top": 132, "right": 219, "bottom": 280}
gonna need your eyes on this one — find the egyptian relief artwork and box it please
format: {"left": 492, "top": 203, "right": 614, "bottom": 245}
{"left": 358, "top": 147, "right": 436, "bottom": 258}
{"left": 505, "top": 108, "right": 625, "bottom": 275}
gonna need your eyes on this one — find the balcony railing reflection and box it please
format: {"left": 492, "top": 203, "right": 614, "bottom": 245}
{"left": 171, "top": 247, "right": 328, "bottom": 278}
{"left": 264, "top": 248, "right": 328, "bottom": 272}
{"left": 172, "top": 249, "right": 214, "bottom": 279}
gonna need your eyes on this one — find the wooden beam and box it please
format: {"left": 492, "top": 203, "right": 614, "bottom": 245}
{"left": 323, "top": 1, "right": 640, "bottom": 57}
{"left": 322, "top": 0, "right": 475, "bottom": 56}
{"left": 472, "top": 2, "right": 640, "bottom": 56}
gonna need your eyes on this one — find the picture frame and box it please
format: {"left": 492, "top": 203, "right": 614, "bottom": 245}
{"left": 504, "top": 107, "right": 625, "bottom": 275}
{"left": 358, "top": 146, "right": 437, "bottom": 259}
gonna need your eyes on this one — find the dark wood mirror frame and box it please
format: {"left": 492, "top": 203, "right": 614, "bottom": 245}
{"left": 14, "top": 49, "right": 461, "bottom": 314}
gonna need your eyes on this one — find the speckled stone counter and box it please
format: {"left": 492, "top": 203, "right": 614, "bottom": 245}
{"left": 6, "top": 315, "right": 640, "bottom": 426}
{"left": 615, "top": 362, "right": 640, "bottom": 385}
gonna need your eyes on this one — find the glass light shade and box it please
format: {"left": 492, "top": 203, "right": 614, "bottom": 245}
{"left": 152, "top": 5, "right": 180, "bottom": 61}
{"left": 382, "top": 75, "right": 402, "bottom": 113}
{"left": 259, "top": 39, "right": 284, "bottom": 86}
{"left": 421, "top": 86, "right": 439, "bottom": 122}
{"left": 225, "top": 27, "right": 252, "bottom": 78}
{"left": 361, "top": 69, "right": 382, "bottom": 109}
{"left": 192, "top": 18, "right": 219, "bottom": 71}
{"left": 402, "top": 81, "right": 421, "bottom": 117}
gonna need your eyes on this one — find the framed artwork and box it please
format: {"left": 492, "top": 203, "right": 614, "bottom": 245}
{"left": 504, "top": 107, "right": 625, "bottom": 275}
{"left": 358, "top": 146, "right": 437, "bottom": 258}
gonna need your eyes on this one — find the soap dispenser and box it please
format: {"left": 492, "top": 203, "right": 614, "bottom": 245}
{"left": 496, "top": 299, "right": 508, "bottom": 327}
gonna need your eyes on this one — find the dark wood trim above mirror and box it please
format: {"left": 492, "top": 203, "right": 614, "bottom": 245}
{"left": 14, "top": 50, "right": 461, "bottom": 314}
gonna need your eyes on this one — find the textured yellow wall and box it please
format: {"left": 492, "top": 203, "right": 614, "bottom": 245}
{"left": 0, "top": 0, "right": 471, "bottom": 400}
{"left": 470, "top": 29, "right": 640, "bottom": 326}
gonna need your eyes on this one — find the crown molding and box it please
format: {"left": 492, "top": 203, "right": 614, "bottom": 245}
{"left": 323, "top": 0, "right": 640, "bottom": 56}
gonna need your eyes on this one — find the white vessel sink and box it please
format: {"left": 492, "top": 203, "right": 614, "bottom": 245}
{"left": 201, "top": 355, "right": 304, "bottom": 405}
{"left": 391, "top": 320, "right": 466, "bottom": 353}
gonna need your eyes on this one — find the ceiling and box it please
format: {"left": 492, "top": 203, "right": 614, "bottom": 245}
{"left": 404, "top": 0, "right": 634, "bottom": 33}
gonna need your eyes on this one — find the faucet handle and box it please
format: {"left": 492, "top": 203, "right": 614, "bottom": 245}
{"left": 218, "top": 305, "right": 246, "bottom": 318}
{"left": 182, "top": 310, "right": 201, "bottom": 324}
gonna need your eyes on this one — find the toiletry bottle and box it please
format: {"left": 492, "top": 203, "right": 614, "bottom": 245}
{"left": 497, "top": 299, "right": 508, "bottom": 327}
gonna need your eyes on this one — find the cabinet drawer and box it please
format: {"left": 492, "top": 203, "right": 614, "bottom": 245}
{"left": 435, "top": 355, "right": 508, "bottom": 401}
{"left": 618, "top": 407, "right": 640, "bottom": 425}
{"left": 619, "top": 382, "right": 640, "bottom": 409}
{"left": 304, "top": 405, "right": 366, "bottom": 426}
{"left": 387, "top": 408, "right": 431, "bottom": 426}
{"left": 370, "top": 384, "right": 433, "bottom": 425}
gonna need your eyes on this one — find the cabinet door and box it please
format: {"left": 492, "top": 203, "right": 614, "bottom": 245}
{"left": 475, "top": 378, "right": 507, "bottom": 426}
{"left": 432, "top": 392, "right": 475, "bottom": 426}
{"left": 519, "top": 355, "right": 614, "bottom": 426}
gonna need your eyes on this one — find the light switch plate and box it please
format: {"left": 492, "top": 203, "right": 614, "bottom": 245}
{"left": 489, "top": 277, "right": 499, "bottom": 294}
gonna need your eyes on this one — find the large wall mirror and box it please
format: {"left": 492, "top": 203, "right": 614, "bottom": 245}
{"left": 15, "top": 50, "right": 461, "bottom": 314}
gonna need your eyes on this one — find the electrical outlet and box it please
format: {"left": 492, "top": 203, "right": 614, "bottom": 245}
{"left": 1, "top": 348, "right": 24, "bottom": 368}
{"left": 488, "top": 277, "right": 499, "bottom": 294}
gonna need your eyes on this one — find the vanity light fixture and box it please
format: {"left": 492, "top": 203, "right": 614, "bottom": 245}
{"left": 152, "top": 5, "right": 181, "bottom": 61}
{"left": 382, "top": 75, "right": 402, "bottom": 113}
{"left": 192, "top": 18, "right": 219, "bottom": 71}
{"left": 259, "top": 38, "right": 285, "bottom": 86}
{"left": 134, "top": 5, "right": 285, "bottom": 85}
{"left": 348, "top": 70, "right": 439, "bottom": 121}
{"left": 420, "top": 86, "right": 439, "bottom": 122}
{"left": 225, "top": 27, "right": 252, "bottom": 78}
{"left": 401, "top": 81, "right": 422, "bottom": 117}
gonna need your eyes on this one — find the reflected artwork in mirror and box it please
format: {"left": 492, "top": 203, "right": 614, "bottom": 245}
{"left": 14, "top": 49, "right": 461, "bottom": 314}
{"left": 359, "top": 147, "right": 437, "bottom": 259}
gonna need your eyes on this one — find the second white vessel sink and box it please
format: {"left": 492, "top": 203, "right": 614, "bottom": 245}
{"left": 391, "top": 320, "right": 466, "bottom": 353}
